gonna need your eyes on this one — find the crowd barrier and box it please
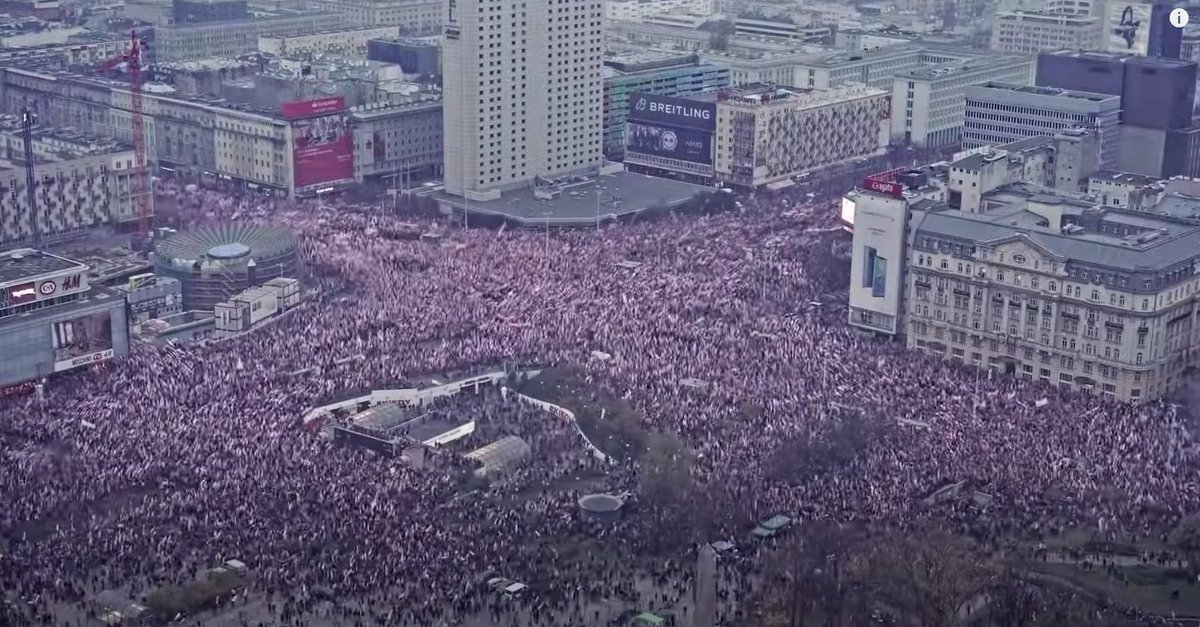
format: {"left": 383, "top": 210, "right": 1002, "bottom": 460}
{"left": 510, "top": 391, "right": 612, "bottom": 464}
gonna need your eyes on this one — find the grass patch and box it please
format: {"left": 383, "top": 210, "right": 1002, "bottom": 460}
{"left": 516, "top": 366, "right": 649, "bottom": 462}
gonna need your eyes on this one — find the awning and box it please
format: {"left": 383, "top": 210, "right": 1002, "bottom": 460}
{"left": 765, "top": 179, "right": 796, "bottom": 191}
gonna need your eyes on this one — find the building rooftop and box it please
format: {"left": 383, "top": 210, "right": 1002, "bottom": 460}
{"left": 898, "top": 55, "right": 1029, "bottom": 80}
{"left": 1090, "top": 170, "right": 1161, "bottom": 187}
{"left": 721, "top": 82, "right": 886, "bottom": 108}
{"left": 912, "top": 189, "right": 1200, "bottom": 272}
{"left": 349, "top": 95, "right": 442, "bottom": 119}
{"left": 369, "top": 36, "right": 441, "bottom": 47}
{"left": 1034, "top": 48, "right": 1197, "bottom": 68}
{"left": 1, "top": 65, "right": 292, "bottom": 120}
{"left": 157, "top": 10, "right": 331, "bottom": 31}
{"left": 795, "top": 43, "right": 923, "bottom": 68}
{"left": 0, "top": 248, "right": 86, "bottom": 286}
{"left": 996, "top": 9, "right": 1098, "bottom": 21}
{"left": 968, "top": 81, "right": 1117, "bottom": 103}
{"left": 603, "top": 50, "right": 699, "bottom": 75}
{"left": 950, "top": 138, "right": 1056, "bottom": 170}
{"left": 155, "top": 58, "right": 260, "bottom": 72}
{"left": 0, "top": 117, "right": 133, "bottom": 160}
{"left": 259, "top": 25, "right": 399, "bottom": 40}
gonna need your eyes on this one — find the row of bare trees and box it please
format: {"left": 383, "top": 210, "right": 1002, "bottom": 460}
{"left": 748, "top": 524, "right": 1156, "bottom": 627}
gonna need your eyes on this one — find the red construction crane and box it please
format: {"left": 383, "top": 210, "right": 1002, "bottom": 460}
{"left": 97, "top": 31, "right": 151, "bottom": 244}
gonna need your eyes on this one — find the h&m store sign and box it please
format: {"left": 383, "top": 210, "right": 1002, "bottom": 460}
{"left": 1, "top": 273, "right": 87, "bottom": 308}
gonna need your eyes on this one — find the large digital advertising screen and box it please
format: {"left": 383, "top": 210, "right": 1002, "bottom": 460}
{"left": 7, "top": 282, "right": 37, "bottom": 306}
{"left": 283, "top": 98, "right": 354, "bottom": 191}
{"left": 1106, "top": 3, "right": 1153, "bottom": 55}
{"left": 627, "top": 122, "right": 713, "bottom": 165}
{"left": 627, "top": 92, "right": 716, "bottom": 132}
{"left": 52, "top": 310, "right": 114, "bottom": 372}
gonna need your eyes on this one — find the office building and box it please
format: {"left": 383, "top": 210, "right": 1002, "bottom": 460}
{"left": 892, "top": 56, "right": 1036, "bottom": 148}
{"left": 1034, "top": 49, "right": 1128, "bottom": 96}
{"left": 700, "top": 50, "right": 817, "bottom": 86}
{"left": 997, "top": 0, "right": 1098, "bottom": 14}
{"left": 367, "top": 38, "right": 440, "bottom": 75}
{"left": 1051, "top": 128, "right": 1102, "bottom": 192}
{"left": 732, "top": 17, "right": 834, "bottom": 44}
{"left": 351, "top": 97, "right": 443, "bottom": 185}
{"left": 1038, "top": 52, "right": 1200, "bottom": 177}
{"left": 791, "top": 45, "right": 925, "bottom": 91}
{"left": 313, "top": 0, "right": 442, "bottom": 29}
{"left": 116, "top": 274, "right": 184, "bottom": 326}
{"left": 714, "top": 84, "right": 890, "bottom": 188}
{"left": 990, "top": 11, "right": 1102, "bottom": 55}
{"left": 1036, "top": 50, "right": 1197, "bottom": 129}
{"left": 847, "top": 152, "right": 1200, "bottom": 402}
{"left": 962, "top": 82, "right": 1120, "bottom": 167}
{"left": 0, "top": 35, "right": 128, "bottom": 66}
{"left": 1087, "top": 170, "right": 1163, "bottom": 210}
{"left": 1121, "top": 57, "right": 1196, "bottom": 131}
{"left": 173, "top": 0, "right": 248, "bottom": 23}
{"left": 257, "top": 26, "right": 399, "bottom": 58}
{"left": 0, "top": 249, "right": 130, "bottom": 389}
{"left": 0, "top": 121, "right": 141, "bottom": 248}
{"left": 603, "top": 52, "right": 730, "bottom": 159}
{"left": 154, "top": 13, "right": 344, "bottom": 61}
{"left": 605, "top": 0, "right": 715, "bottom": 21}
{"left": 0, "top": 65, "right": 362, "bottom": 197}
{"left": 442, "top": 0, "right": 603, "bottom": 200}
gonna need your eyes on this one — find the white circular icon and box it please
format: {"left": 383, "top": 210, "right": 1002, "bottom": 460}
{"left": 1170, "top": 7, "right": 1189, "bottom": 28}
{"left": 38, "top": 281, "right": 56, "bottom": 295}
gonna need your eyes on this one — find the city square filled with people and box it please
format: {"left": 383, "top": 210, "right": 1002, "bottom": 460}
{"left": 0, "top": 177, "right": 1197, "bottom": 626}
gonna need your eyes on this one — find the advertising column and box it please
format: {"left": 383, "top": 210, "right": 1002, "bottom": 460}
{"left": 625, "top": 92, "right": 716, "bottom": 179}
{"left": 282, "top": 97, "right": 355, "bottom": 195}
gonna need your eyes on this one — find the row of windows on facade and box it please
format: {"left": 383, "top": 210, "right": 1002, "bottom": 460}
{"left": 965, "top": 112, "right": 1094, "bottom": 128}
{"left": 923, "top": 326, "right": 1142, "bottom": 372}
{"left": 916, "top": 257, "right": 1167, "bottom": 311}
{"left": 918, "top": 239, "right": 1199, "bottom": 290}
{"left": 911, "top": 316, "right": 1148, "bottom": 366}
{"left": 913, "top": 337, "right": 1135, "bottom": 396}
{"left": 913, "top": 289, "right": 1147, "bottom": 342}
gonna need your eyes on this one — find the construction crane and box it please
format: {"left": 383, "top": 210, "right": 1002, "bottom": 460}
{"left": 21, "top": 106, "right": 38, "bottom": 248}
{"left": 97, "top": 31, "right": 151, "bottom": 246}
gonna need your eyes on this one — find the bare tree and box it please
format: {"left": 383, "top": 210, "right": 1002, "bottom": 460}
{"left": 848, "top": 531, "right": 992, "bottom": 627}
{"left": 636, "top": 433, "right": 716, "bottom": 548}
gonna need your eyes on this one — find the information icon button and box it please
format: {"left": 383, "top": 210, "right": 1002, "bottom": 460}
{"left": 1170, "top": 7, "right": 1190, "bottom": 28}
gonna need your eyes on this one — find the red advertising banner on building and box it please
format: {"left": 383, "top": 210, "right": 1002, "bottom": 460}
{"left": 286, "top": 98, "right": 354, "bottom": 190}
{"left": 281, "top": 97, "right": 347, "bottom": 120}
{"left": 862, "top": 177, "right": 904, "bottom": 198}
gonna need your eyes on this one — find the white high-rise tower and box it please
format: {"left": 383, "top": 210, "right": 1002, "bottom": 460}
{"left": 442, "top": 0, "right": 604, "bottom": 200}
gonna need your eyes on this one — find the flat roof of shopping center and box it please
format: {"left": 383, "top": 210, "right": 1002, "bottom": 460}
{"left": 0, "top": 248, "right": 86, "bottom": 286}
{"left": 434, "top": 171, "right": 712, "bottom": 227}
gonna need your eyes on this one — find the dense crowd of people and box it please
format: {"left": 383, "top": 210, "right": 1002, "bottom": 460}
{"left": 0, "top": 176, "right": 1195, "bottom": 626}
